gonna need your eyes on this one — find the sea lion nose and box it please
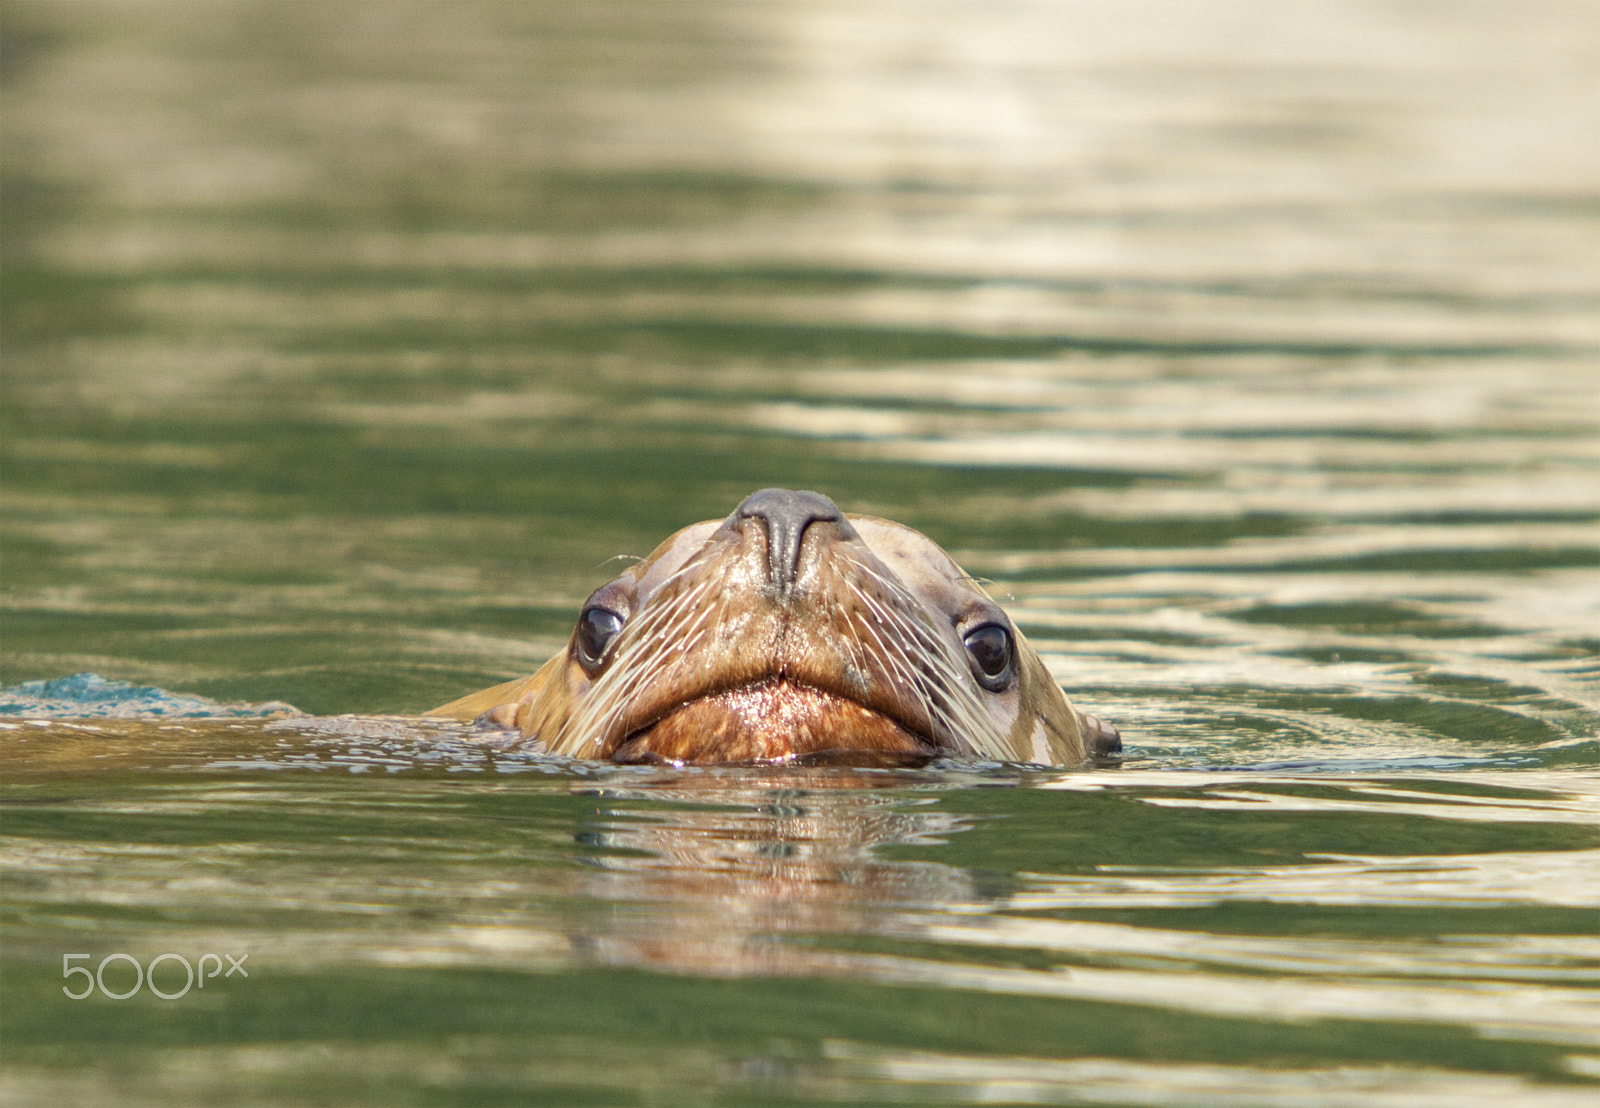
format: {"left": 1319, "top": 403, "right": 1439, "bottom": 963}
{"left": 734, "top": 488, "right": 852, "bottom": 589}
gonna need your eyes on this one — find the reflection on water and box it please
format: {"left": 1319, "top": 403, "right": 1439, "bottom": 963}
{"left": 2, "top": 0, "right": 1598, "bottom": 1104}
{"left": 3, "top": 731, "right": 1599, "bottom": 1104}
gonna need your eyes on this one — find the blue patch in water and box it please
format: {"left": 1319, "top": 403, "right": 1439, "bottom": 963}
{"left": 0, "top": 672, "right": 299, "bottom": 719}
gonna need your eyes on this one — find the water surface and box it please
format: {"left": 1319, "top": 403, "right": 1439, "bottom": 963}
{"left": 2, "top": 2, "right": 1597, "bottom": 1104}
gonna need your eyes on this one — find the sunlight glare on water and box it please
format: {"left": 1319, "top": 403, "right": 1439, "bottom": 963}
{"left": 1, "top": 1, "right": 1597, "bottom": 1105}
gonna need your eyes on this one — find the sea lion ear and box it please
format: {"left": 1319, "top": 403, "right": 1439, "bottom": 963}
{"left": 1080, "top": 713, "right": 1122, "bottom": 758}
{"left": 472, "top": 703, "right": 522, "bottom": 729}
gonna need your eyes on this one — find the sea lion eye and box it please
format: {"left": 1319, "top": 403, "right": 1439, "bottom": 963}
{"left": 574, "top": 607, "right": 625, "bottom": 671}
{"left": 963, "top": 623, "right": 1014, "bottom": 689}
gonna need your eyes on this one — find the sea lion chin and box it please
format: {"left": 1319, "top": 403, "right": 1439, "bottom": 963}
{"left": 426, "top": 488, "right": 1119, "bottom": 767}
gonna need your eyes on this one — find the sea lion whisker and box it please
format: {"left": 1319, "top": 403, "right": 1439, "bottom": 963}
{"left": 581, "top": 575, "right": 724, "bottom": 749}
{"left": 632, "top": 581, "right": 717, "bottom": 666}
{"left": 657, "top": 579, "right": 719, "bottom": 647}
{"left": 836, "top": 588, "right": 878, "bottom": 692}
{"left": 840, "top": 583, "right": 915, "bottom": 695}
{"left": 846, "top": 568, "right": 951, "bottom": 674}
{"left": 837, "top": 562, "right": 944, "bottom": 692}
{"left": 632, "top": 575, "right": 711, "bottom": 639}
{"left": 841, "top": 576, "right": 954, "bottom": 747}
{"left": 956, "top": 573, "right": 1013, "bottom": 602}
{"left": 864, "top": 574, "right": 984, "bottom": 717}
{"left": 587, "top": 608, "right": 702, "bottom": 742}
{"left": 583, "top": 659, "right": 649, "bottom": 751}
{"left": 846, "top": 572, "right": 1000, "bottom": 753}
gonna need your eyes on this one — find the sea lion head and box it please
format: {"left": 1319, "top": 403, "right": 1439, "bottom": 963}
{"left": 429, "top": 489, "right": 1117, "bottom": 767}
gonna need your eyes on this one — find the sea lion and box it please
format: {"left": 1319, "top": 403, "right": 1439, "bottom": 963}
{"left": 427, "top": 488, "right": 1118, "bottom": 766}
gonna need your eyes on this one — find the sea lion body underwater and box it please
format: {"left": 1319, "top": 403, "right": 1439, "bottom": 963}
{"left": 428, "top": 489, "right": 1118, "bottom": 767}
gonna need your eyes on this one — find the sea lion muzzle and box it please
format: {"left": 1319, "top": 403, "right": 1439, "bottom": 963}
{"left": 427, "top": 489, "right": 1118, "bottom": 767}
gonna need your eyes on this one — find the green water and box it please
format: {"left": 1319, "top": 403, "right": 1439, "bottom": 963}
{"left": 2, "top": 2, "right": 1597, "bottom": 1104}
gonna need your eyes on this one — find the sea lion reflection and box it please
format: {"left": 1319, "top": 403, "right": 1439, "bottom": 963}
{"left": 564, "top": 770, "right": 987, "bottom": 977}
